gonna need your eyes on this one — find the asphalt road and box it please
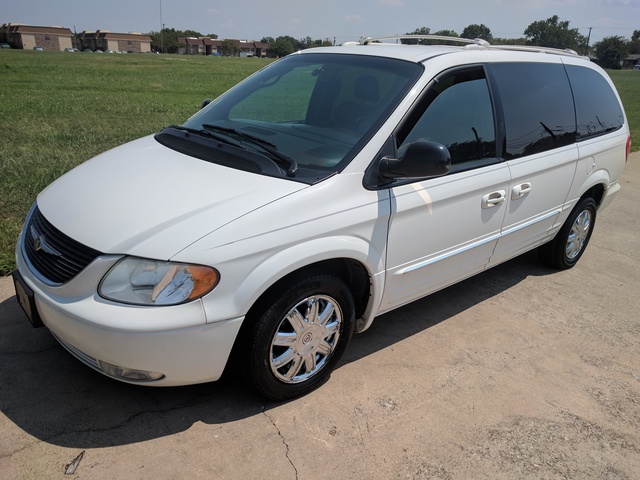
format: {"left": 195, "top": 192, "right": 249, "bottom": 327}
{"left": 1, "top": 153, "right": 639, "bottom": 480}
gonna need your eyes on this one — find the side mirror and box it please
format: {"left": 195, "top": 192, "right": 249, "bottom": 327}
{"left": 378, "top": 141, "right": 451, "bottom": 180}
{"left": 200, "top": 98, "right": 211, "bottom": 109}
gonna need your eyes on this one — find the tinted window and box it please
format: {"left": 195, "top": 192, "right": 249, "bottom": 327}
{"left": 565, "top": 65, "right": 624, "bottom": 140}
{"left": 490, "top": 63, "right": 576, "bottom": 159}
{"left": 183, "top": 54, "right": 422, "bottom": 176}
{"left": 398, "top": 67, "right": 496, "bottom": 167}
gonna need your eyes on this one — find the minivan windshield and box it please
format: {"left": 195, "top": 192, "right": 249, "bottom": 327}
{"left": 172, "top": 53, "right": 422, "bottom": 182}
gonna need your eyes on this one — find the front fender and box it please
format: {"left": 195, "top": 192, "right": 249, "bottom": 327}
{"left": 229, "top": 235, "right": 386, "bottom": 328}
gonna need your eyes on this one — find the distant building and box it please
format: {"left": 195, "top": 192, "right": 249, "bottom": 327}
{"left": 77, "top": 30, "right": 152, "bottom": 53}
{"left": 623, "top": 54, "right": 640, "bottom": 69}
{"left": 179, "top": 37, "right": 269, "bottom": 57}
{"left": 1, "top": 23, "right": 74, "bottom": 51}
{"left": 178, "top": 37, "right": 203, "bottom": 55}
{"left": 240, "top": 41, "right": 270, "bottom": 58}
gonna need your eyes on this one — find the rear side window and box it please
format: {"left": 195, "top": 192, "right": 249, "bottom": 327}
{"left": 565, "top": 65, "right": 624, "bottom": 140}
{"left": 490, "top": 63, "right": 576, "bottom": 159}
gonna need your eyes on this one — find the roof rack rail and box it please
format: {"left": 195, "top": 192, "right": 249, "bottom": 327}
{"left": 359, "top": 36, "right": 583, "bottom": 58}
{"left": 361, "top": 35, "right": 490, "bottom": 47}
{"left": 485, "top": 44, "right": 581, "bottom": 57}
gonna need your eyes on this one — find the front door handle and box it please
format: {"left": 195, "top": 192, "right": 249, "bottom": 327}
{"left": 511, "top": 182, "right": 532, "bottom": 200}
{"left": 482, "top": 190, "right": 506, "bottom": 209}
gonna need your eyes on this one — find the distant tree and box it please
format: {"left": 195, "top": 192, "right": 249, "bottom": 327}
{"left": 433, "top": 29, "right": 458, "bottom": 37}
{"left": 593, "top": 36, "right": 629, "bottom": 69}
{"left": 268, "top": 37, "right": 295, "bottom": 57}
{"left": 428, "top": 30, "right": 459, "bottom": 45}
{"left": 147, "top": 28, "right": 211, "bottom": 53}
{"left": 461, "top": 24, "right": 493, "bottom": 42}
{"left": 299, "top": 36, "right": 314, "bottom": 49}
{"left": 261, "top": 36, "right": 275, "bottom": 44}
{"left": 524, "top": 15, "right": 586, "bottom": 51}
{"left": 220, "top": 39, "right": 240, "bottom": 56}
{"left": 281, "top": 35, "right": 304, "bottom": 50}
{"left": 182, "top": 30, "right": 203, "bottom": 38}
{"left": 492, "top": 37, "right": 526, "bottom": 45}
{"left": 629, "top": 30, "right": 640, "bottom": 54}
{"left": 402, "top": 27, "right": 431, "bottom": 44}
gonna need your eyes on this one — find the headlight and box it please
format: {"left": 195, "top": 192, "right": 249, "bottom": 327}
{"left": 99, "top": 257, "right": 219, "bottom": 306}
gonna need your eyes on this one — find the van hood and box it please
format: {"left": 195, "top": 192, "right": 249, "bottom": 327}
{"left": 37, "top": 135, "right": 307, "bottom": 259}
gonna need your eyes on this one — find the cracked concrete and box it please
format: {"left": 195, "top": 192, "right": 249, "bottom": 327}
{"left": 262, "top": 407, "right": 298, "bottom": 479}
{"left": 1, "top": 153, "right": 639, "bottom": 479}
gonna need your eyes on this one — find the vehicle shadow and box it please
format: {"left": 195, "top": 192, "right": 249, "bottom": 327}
{"left": 0, "top": 251, "right": 553, "bottom": 449}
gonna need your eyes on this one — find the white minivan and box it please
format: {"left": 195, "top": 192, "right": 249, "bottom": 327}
{"left": 13, "top": 36, "right": 631, "bottom": 399}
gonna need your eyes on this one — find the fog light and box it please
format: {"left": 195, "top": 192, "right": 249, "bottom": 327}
{"left": 97, "top": 360, "right": 165, "bottom": 382}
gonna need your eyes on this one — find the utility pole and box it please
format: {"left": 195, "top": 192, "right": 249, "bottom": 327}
{"left": 584, "top": 27, "right": 592, "bottom": 56}
{"left": 160, "top": 0, "right": 164, "bottom": 53}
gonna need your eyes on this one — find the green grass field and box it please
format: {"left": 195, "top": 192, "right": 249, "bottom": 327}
{"left": 0, "top": 50, "right": 638, "bottom": 275}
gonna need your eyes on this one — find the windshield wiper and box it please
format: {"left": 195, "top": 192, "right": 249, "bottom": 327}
{"left": 202, "top": 123, "right": 298, "bottom": 177}
{"left": 167, "top": 124, "right": 240, "bottom": 147}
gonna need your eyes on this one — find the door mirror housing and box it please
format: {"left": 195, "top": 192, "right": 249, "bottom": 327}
{"left": 378, "top": 141, "right": 451, "bottom": 181}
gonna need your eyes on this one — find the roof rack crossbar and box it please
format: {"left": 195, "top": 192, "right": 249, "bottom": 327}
{"left": 361, "top": 35, "right": 490, "bottom": 46}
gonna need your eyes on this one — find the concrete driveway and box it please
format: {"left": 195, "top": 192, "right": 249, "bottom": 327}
{"left": 1, "top": 154, "right": 639, "bottom": 480}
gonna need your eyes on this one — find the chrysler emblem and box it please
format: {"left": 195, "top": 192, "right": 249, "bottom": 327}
{"left": 30, "top": 226, "right": 62, "bottom": 257}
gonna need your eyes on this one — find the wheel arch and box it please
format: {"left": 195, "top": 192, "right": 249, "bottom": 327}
{"left": 244, "top": 257, "right": 374, "bottom": 333}
{"left": 581, "top": 182, "right": 606, "bottom": 208}
{"left": 224, "top": 255, "right": 378, "bottom": 383}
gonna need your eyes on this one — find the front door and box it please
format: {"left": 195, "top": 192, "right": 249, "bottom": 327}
{"left": 380, "top": 65, "right": 509, "bottom": 312}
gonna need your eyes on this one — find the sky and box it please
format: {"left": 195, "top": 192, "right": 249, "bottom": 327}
{"left": 2, "top": 0, "right": 638, "bottom": 45}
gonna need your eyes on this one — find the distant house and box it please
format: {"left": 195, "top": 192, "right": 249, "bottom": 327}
{"left": 77, "top": 30, "right": 152, "bottom": 53}
{"left": 1, "top": 23, "right": 74, "bottom": 51}
{"left": 201, "top": 37, "right": 221, "bottom": 56}
{"left": 178, "top": 37, "right": 203, "bottom": 55}
{"left": 179, "top": 37, "right": 269, "bottom": 57}
{"left": 623, "top": 54, "right": 640, "bottom": 69}
{"left": 240, "top": 41, "right": 270, "bottom": 58}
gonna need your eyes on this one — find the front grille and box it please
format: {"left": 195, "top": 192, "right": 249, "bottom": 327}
{"left": 22, "top": 204, "right": 102, "bottom": 284}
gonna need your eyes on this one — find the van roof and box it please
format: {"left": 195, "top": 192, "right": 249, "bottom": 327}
{"left": 297, "top": 35, "right": 586, "bottom": 63}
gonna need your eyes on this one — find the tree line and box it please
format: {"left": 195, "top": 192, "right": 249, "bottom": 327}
{"left": 403, "top": 17, "right": 638, "bottom": 69}
{"left": 145, "top": 16, "right": 639, "bottom": 68}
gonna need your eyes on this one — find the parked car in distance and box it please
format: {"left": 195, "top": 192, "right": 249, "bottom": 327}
{"left": 1, "top": 43, "right": 10, "bottom": 49}
{"left": 32, "top": 46, "right": 43, "bottom": 51}
{"left": 13, "top": 36, "right": 631, "bottom": 400}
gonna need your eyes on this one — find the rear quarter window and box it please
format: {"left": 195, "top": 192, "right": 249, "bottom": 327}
{"left": 490, "top": 63, "right": 576, "bottom": 159}
{"left": 565, "top": 65, "right": 625, "bottom": 140}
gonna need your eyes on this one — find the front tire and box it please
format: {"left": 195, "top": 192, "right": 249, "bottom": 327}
{"left": 246, "top": 274, "right": 355, "bottom": 400}
{"left": 539, "top": 197, "right": 597, "bottom": 269}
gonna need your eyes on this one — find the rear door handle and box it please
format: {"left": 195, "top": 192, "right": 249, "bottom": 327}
{"left": 482, "top": 190, "right": 506, "bottom": 208}
{"left": 511, "top": 182, "right": 532, "bottom": 200}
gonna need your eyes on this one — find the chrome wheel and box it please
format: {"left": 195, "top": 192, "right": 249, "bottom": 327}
{"left": 270, "top": 294, "right": 342, "bottom": 384}
{"left": 538, "top": 197, "right": 597, "bottom": 270}
{"left": 565, "top": 209, "right": 592, "bottom": 260}
{"left": 247, "top": 274, "right": 355, "bottom": 400}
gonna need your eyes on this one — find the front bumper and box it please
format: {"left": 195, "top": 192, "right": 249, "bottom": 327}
{"left": 15, "top": 237, "right": 244, "bottom": 386}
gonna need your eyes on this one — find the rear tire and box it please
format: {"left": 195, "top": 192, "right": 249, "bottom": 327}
{"left": 246, "top": 274, "right": 355, "bottom": 400}
{"left": 539, "top": 197, "right": 597, "bottom": 269}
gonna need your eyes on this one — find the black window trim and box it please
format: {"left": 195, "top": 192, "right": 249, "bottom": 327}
{"left": 365, "top": 64, "right": 504, "bottom": 190}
